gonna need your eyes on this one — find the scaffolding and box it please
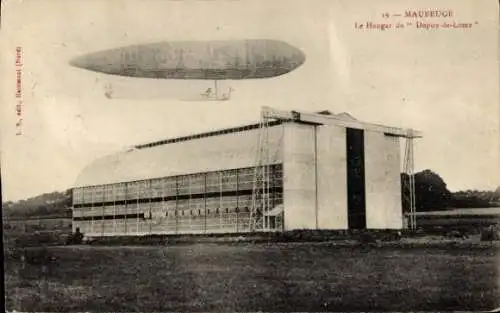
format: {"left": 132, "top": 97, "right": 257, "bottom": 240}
{"left": 403, "top": 131, "right": 418, "bottom": 230}
{"left": 250, "top": 110, "right": 271, "bottom": 231}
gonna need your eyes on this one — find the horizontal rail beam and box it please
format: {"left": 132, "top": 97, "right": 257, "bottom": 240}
{"left": 262, "top": 106, "right": 422, "bottom": 138}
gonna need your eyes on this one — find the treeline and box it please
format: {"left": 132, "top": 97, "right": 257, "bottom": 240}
{"left": 2, "top": 190, "right": 72, "bottom": 219}
{"left": 402, "top": 170, "right": 500, "bottom": 212}
{"left": 452, "top": 189, "right": 500, "bottom": 208}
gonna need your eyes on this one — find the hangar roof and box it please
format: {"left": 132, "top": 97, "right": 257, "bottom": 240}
{"left": 74, "top": 122, "right": 285, "bottom": 188}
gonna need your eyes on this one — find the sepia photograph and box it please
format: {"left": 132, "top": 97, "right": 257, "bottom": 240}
{"left": 1, "top": 0, "right": 499, "bottom": 311}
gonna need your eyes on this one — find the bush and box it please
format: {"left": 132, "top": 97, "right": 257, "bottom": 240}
{"left": 358, "top": 232, "right": 377, "bottom": 244}
{"left": 66, "top": 230, "right": 84, "bottom": 245}
{"left": 445, "top": 230, "right": 468, "bottom": 239}
{"left": 480, "top": 226, "right": 500, "bottom": 241}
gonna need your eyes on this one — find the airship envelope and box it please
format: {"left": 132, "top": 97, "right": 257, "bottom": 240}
{"left": 69, "top": 39, "right": 306, "bottom": 80}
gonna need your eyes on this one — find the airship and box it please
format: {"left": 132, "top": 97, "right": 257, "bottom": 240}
{"left": 69, "top": 39, "right": 306, "bottom": 101}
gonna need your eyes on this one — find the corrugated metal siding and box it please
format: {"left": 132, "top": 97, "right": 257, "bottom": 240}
{"left": 74, "top": 124, "right": 285, "bottom": 187}
{"left": 317, "top": 125, "right": 348, "bottom": 229}
{"left": 364, "top": 131, "right": 402, "bottom": 229}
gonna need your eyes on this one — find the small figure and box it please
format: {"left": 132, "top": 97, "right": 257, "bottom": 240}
{"left": 201, "top": 87, "right": 213, "bottom": 98}
{"left": 221, "top": 87, "right": 234, "bottom": 100}
{"left": 104, "top": 83, "right": 113, "bottom": 99}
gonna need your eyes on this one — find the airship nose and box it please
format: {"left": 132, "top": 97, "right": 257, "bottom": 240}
{"left": 70, "top": 54, "right": 102, "bottom": 71}
{"left": 69, "top": 56, "right": 86, "bottom": 69}
{"left": 70, "top": 53, "right": 118, "bottom": 74}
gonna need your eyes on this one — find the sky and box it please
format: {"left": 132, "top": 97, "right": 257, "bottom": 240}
{"left": 0, "top": 0, "right": 498, "bottom": 201}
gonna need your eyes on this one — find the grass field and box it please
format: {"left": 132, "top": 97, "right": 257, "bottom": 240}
{"left": 4, "top": 243, "right": 500, "bottom": 312}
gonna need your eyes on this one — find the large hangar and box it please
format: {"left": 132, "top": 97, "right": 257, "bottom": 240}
{"left": 72, "top": 107, "right": 420, "bottom": 237}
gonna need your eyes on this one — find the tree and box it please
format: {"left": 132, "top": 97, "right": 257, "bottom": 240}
{"left": 401, "top": 169, "right": 452, "bottom": 212}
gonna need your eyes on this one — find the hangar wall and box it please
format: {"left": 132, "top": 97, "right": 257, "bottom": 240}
{"left": 316, "top": 125, "right": 349, "bottom": 229}
{"left": 282, "top": 123, "right": 317, "bottom": 230}
{"left": 73, "top": 164, "right": 284, "bottom": 237}
{"left": 364, "top": 131, "right": 403, "bottom": 229}
{"left": 282, "top": 123, "right": 403, "bottom": 231}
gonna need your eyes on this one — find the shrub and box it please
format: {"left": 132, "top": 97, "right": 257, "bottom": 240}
{"left": 358, "top": 232, "right": 377, "bottom": 244}
{"left": 480, "top": 226, "right": 500, "bottom": 241}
